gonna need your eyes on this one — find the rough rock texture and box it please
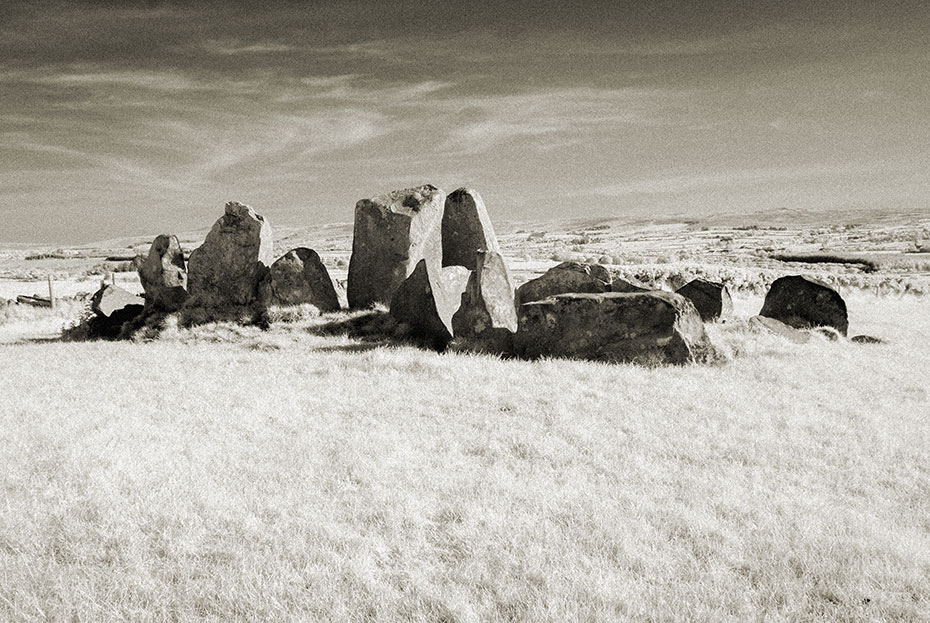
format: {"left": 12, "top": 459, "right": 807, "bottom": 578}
{"left": 441, "top": 188, "right": 500, "bottom": 270}
{"left": 138, "top": 234, "right": 188, "bottom": 312}
{"left": 749, "top": 315, "right": 811, "bottom": 344}
{"left": 516, "top": 262, "right": 612, "bottom": 304}
{"left": 88, "top": 285, "right": 144, "bottom": 339}
{"left": 759, "top": 275, "right": 848, "bottom": 335}
{"left": 514, "top": 291, "right": 717, "bottom": 365}
{"left": 347, "top": 184, "right": 445, "bottom": 309}
{"left": 390, "top": 259, "right": 470, "bottom": 349}
{"left": 451, "top": 251, "right": 518, "bottom": 354}
{"left": 267, "top": 247, "right": 342, "bottom": 312}
{"left": 675, "top": 278, "right": 732, "bottom": 321}
{"left": 851, "top": 334, "right": 886, "bottom": 344}
{"left": 607, "top": 275, "right": 650, "bottom": 293}
{"left": 186, "top": 202, "right": 273, "bottom": 311}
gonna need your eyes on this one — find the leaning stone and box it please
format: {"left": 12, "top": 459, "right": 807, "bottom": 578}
{"left": 185, "top": 201, "right": 274, "bottom": 315}
{"left": 749, "top": 315, "right": 810, "bottom": 344}
{"left": 347, "top": 184, "right": 445, "bottom": 309}
{"left": 390, "top": 259, "right": 470, "bottom": 349}
{"left": 451, "top": 251, "right": 518, "bottom": 354}
{"left": 442, "top": 188, "right": 500, "bottom": 270}
{"left": 676, "top": 278, "right": 732, "bottom": 321}
{"left": 267, "top": 248, "right": 342, "bottom": 312}
{"left": 514, "top": 291, "right": 717, "bottom": 365}
{"left": 759, "top": 275, "right": 848, "bottom": 335}
{"left": 516, "top": 262, "right": 612, "bottom": 304}
{"left": 138, "top": 234, "right": 188, "bottom": 312}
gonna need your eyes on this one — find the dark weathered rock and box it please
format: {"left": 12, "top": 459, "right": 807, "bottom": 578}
{"left": 851, "top": 334, "right": 886, "bottom": 344}
{"left": 514, "top": 291, "right": 717, "bottom": 365}
{"left": 138, "top": 234, "right": 188, "bottom": 312}
{"left": 676, "top": 278, "right": 732, "bottom": 321}
{"left": 451, "top": 251, "right": 518, "bottom": 354}
{"left": 88, "top": 285, "right": 144, "bottom": 339}
{"left": 442, "top": 188, "right": 500, "bottom": 270}
{"left": 267, "top": 247, "right": 342, "bottom": 312}
{"left": 608, "top": 276, "right": 650, "bottom": 293}
{"left": 516, "top": 262, "right": 612, "bottom": 304}
{"left": 186, "top": 201, "right": 273, "bottom": 314}
{"left": 347, "top": 184, "right": 445, "bottom": 309}
{"left": 749, "top": 315, "right": 810, "bottom": 344}
{"left": 759, "top": 275, "right": 848, "bottom": 335}
{"left": 390, "top": 259, "right": 470, "bottom": 349}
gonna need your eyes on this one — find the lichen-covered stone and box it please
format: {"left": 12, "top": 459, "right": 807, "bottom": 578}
{"left": 138, "top": 234, "right": 187, "bottom": 312}
{"left": 451, "top": 251, "right": 517, "bottom": 354}
{"left": 390, "top": 259, "right": 470, "bottom": 349}
{"left": 759, "top": 275, "right": 848, "bottom": 335}
{"left": 676, "top": 278, "right": 732, "bottom": 321}
{"left": 442, "top": 188, "right": 500, "bottom": 270}
{"left": 267, "top": 247, "right": 342, "bottom": 312}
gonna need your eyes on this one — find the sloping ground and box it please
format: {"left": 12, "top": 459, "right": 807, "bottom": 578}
{"left": 0, "top": 294, "right": 928, "bottom": 621}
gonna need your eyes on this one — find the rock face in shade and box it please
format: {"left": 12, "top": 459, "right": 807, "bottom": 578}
{"left": 675, "top": 278, "right": 732, "bottom": 321}
{"left": 89, "top": 284, "right": 145, "bottom": 338}
{"left": 347, "top": 184, "right": 445, "bottom": 309}
{"left": 390, "top": 259, "right": 470, "bottom": 349}
{"left": 451, "top": 251, "right": 518, "bottom": 354}
{"left": 516, "top": 262, "right": 612, "bottom": 304}
{"left": 441, "top": 188, "right": 500, "bottom": 270}
{"left": 267, "top": 247, "right": 342, "bottom": 312}
{"left": 186, "top": 202, "right": 274, "bottom": 309}
{"left": 759, "top": 275, "right": 848, "bottom": 335}
{"left": 749, "top": 315, "right": 810, "bottom": 344}
{"left": 138, "top": 234, "right": 188, "bottom": 312}
{"left": 514, "top": 291, "right": 717, "bottom": 365}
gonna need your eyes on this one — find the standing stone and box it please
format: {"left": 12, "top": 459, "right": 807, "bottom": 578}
{"left": 267, "top": 247, "right": 342, "bottom": 312}
{"left": 138, "top": 234, "right": 188, "bottom": 312}
{"left": 390, "top": 259, "right": 470, "bottom": 349}
{"left": 514, "top": 291, "right": 717, "bottom": 365}
{"left": 516, "top": 262, "right": 612, "bottom": 304}
{"left": 451, "top": 251, "right": 518, "bottom": 354}
{"left": 442, "top": 188, "right": 500, "bottom": 270}
{"left": 347, "top": 185, "right": 445, "bottom": 309}
{"left": 676, "top": 278, "right": 732, "bottom": 321}
{"left": 186, "top": 201, "right": 273, "bottom": 310}
{"left": 759, "top": 275, "right": 848, "bottom": 335}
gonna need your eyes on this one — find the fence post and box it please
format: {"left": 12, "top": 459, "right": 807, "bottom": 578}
{"left": 48, "top": 274, "right": 56, "bottom": 311}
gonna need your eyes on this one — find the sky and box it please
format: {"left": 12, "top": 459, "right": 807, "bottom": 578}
{"left": 1, "top": 0, "right": 929, "bottom": 243}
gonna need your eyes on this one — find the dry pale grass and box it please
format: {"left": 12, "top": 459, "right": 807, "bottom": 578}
{"left": 0, "top": 294, "right": 928, "bottom": 622}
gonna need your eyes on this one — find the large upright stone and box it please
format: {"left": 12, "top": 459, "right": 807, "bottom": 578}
{"left": 516, "top": 262, "right": 611, "bottom": 304}
{"left": 187, "top": 202, "right": 273, "bottom": 309}
{"left": 676, "top": 278, "right": 732, "bottom": 321}
{"left": 759, "top": 275, "right": 848, "bottom": 335}
{"left": 138, "top": 234, "right": 188, "bottom": 312}
{"left": 267, "top": 248, "right": 342, "bottom": 312}
{"left": 451, "top": 251, "right": 518, "bottom": 354}
{"left": 442, "top": 188, "right": 500, "bottom": 270}
{"left": 514, "top": 291, "right": 717, "bottom": 365}
{"left": 390, "top": 259, "right": 470, "bottom": 349}
{"left": 347, "top": 185, "right": 445, "bottom": 309}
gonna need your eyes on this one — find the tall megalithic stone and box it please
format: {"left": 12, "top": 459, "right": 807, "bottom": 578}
{"left": 347, "top": 185, "right": 445, "bottom": 309}
{"left": 451, "top": 251, "right": 518, "bottom": 354}
{"left": 390, "top": 259, "right": 470, "bottom": 349}
{"left": 441, "top": 188, "right": 500, "bottom": 270}
{"left": 514, "top": 291, "right": 718, "bottom": 365}
{"left": 138, "top": 234, "right": 188, "bottom": 312}
{"left": 184, "top": 201, "right": 273, "bottom": 321}
{"left": 759, "top": 275, "right": 848, "bottom": 335}
{"left": 266, "top": 247, "right": 343, "bottom": 312}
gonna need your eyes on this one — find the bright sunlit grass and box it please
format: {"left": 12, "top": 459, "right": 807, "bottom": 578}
{"left": 0, "top": 294, "right": 928, "bottom": 621}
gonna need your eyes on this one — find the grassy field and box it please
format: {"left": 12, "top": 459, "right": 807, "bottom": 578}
{"left": 1, "top": 293, "right": 929, "bottom": 621}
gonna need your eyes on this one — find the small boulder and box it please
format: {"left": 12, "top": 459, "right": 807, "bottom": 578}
{"left": 676, "top": 278, "right": 732, "bottom": 321}
{"left": 347, "top": 184, "right": 445, "bottom": 309}
{"left": 851, "top": 334, "right": 886, "bottom": 344}
{"left": 390, "top": 259, "right": 470, "bottom": 349}
{"left": 267, "top": 248, "right": 342, "bottom": 312}
{"left": 138, "top": 234, "right": 188, "bottom": 312}
{"left": 759, "top": 275, "right": 848, "bottom": 335}
{"left": 185, "top": 201, "right": 274, "bottom": 317}
{"left": 514, "top": 291, "right": 717, "bottom": 365}
{"left": 442, "top": 188, "right": 500, "bottom": 270}
{"left": 749, "top": 315, "right": 810, "bottom": 344}
{"left": 516, "top": 262, "right": 612, "bottom": 304}
{"left": 451, "top": 251, "right": 518, "bottom": 354}
{"left": 88, "top": 285, "right": 144, "bottom": 338}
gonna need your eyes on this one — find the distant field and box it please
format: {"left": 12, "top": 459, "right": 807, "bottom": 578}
{"left": 1, "top": 292, "right": 929, "bottom": 621}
